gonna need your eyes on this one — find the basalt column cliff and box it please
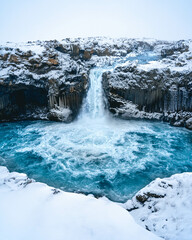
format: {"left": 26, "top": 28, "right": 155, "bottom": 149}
{"left": 0, "top": 38, "right": 192, "bottom": 129}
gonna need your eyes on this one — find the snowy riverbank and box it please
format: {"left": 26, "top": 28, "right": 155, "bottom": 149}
{"left": 123, "top": 173, "right": 192, "bottom": 240}
{"left": 0, "top": 166, "right": 161, "bottom": 240}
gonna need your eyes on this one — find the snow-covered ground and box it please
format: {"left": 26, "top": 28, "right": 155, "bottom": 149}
{"left": 0, "top": 166, "right": 161, "bottom": 240}
{"left": 139, "top": 39, "right": 192, "bottom": 72}
{"left": 123, "top": 173, "right": 192, "bottom": 240}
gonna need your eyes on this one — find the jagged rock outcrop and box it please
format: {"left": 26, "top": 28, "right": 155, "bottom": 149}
{"left": 102, "top": 40, "right": 192, "bottom": 129}
{"left": 53, "top": 37, "right": 159, "bottom": 60}
{"left": 161, "top": 40, "right": 189, "bottom": 57}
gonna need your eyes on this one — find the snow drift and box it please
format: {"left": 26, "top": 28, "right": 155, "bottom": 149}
{"left": 0, "top": 166, "right": 161, "bottom": 240}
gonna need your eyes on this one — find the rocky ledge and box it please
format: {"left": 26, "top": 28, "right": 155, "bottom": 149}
{"left": 102, "top": 40, "right": 192, "bottom": 129}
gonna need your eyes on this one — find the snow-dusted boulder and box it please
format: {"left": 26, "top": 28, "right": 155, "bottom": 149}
{"left": 0, "top": 166, "right": 161, "bottom": 240}
{"left": 123, "top": 173, "right": 192, "bottom": 240}
{"left": 161, "top": 40, "right": 189, "bottom": 58}
{"left": 186, "top": 117, "right": 192, "bottom": 130}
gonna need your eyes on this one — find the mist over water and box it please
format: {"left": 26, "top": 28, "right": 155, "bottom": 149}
{"left": 0, "top": 54, "right": 192, "bottom": 202}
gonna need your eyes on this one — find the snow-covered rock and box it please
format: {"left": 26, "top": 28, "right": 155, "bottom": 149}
{"left": 0, "top": 37, "right": 192, "bottom": 126}
{"left": 0, "top": 39, "right": 90, "bottom": 122}
{"left": 0, "top": 166, "right": 161, "bottom": 240}
{"left": 102, "top": 40, "right": 192, "bottom": 129}
{"left": 123, "top": 173, "right": 192, "bottom": 240}
{"left": 186, "top": 117, "right": 192, "bottom": 130}
{"left": 48, "top": 106, "right": 72, "bottom": 122}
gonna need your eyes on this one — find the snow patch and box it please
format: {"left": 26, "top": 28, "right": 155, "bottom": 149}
{"left": 49, "top": 107, "right": 72, "bottom": 121}
{"left": 0, "top": 42, "right": 45, "bottom": 55}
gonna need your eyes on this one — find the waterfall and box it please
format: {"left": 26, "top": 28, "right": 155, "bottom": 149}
{"left": 79, "top": 52, "right": 159, "bottom": 121}
{"left": 80, "top": 67, "right": 109, "bottom": 120}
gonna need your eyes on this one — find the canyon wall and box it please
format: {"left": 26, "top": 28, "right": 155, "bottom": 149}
{"left": 102, "top": 57, "right": 192, "bottom": 129}
{"left": 0, "top": 38, "right": 192, "bottom": 128}
{"left": 0, "top": 40, "right": 91, "bottom": 122}
{"left": 0, "top": 37, "right": 160, "bottom": 122}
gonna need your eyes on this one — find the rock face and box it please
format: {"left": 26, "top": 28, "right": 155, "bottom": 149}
{"left": 48, "top": 73, "right": 88, "bottom": 121}
{"left": 0, "top": 84, "right": 48, "bottom": 121}
{"left": 161, "top": 40, "right": 189, "bottom": 57}
{"left": 0, "top": 41, "right": 90, "bottom": 122}
{"left": 0, "top": 37, "right": 161, "bottom": 122}
{"left": 0, "top": 37, "right": 192, "bottom": 126}
{"left": 102, "top": 40, "right": 192, "bottom": 128}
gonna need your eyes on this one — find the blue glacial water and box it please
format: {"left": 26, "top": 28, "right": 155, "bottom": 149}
{"left": 0, "top": 119, "right": 191, "bottom": 202}
{"left": 0, "top": 53, "right": 191, "bottom": 202}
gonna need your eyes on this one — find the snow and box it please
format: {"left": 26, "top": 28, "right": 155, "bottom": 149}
{"left": 0, "top": 166, "right": 161, "bottom": 240}
{"left": 123, "top": 173, "right": 192, "bottom": 240}
{"left": 49, "top": 107, "right": 72, "bottom": 121}
{"left": 138, "top": 60, "right": 169, "bottom": 71}
{"left": 0, "top": 67, "right": 10, "bottom": 77}
{"left": 138, "top": 58, "right": 192, "bottom": 72}
{"left": 0, "top": 42, "right": 45, "bottom": 55}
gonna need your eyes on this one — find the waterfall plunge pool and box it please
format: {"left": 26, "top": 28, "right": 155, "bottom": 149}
{"left": 0, "top": 118, "right": 191, "bottom": 202}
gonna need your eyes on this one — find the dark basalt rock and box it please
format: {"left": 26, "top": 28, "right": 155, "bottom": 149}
{"left": 48, "top": 73, "right": 88, "bottom": 121}
{"left": 186, "top": 117, "right": 192, "bottom": 130}
{"left": 0, "top": 84, "right": 48, "bottom": 121}
{"left": 136, "top": 192, "right": 165, "bottom": 204}
{"left": 0, "top": 38, "right": 95, "bottom": 122}
{"left": 102, "top": 62, "right": 192, "bottom": 129}
{"left": 55, "top": 44, "right": 69, "bottom": 54}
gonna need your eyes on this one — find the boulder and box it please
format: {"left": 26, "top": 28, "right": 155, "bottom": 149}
{"left": 47, "top": 58, "right": 59, "bottom": 66}
{"left": 186, "top": 117, "right": 192, "bottom": 130}
{"left": 9, "top": 54, "right": 20, "bottom": 63}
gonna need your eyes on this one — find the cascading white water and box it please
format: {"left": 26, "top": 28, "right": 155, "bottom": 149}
{"left": 80, "top": 67, "right": 110, "bottom": 120}
{"left": 80, "top": 52, "right": 161, "bottom": 120}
